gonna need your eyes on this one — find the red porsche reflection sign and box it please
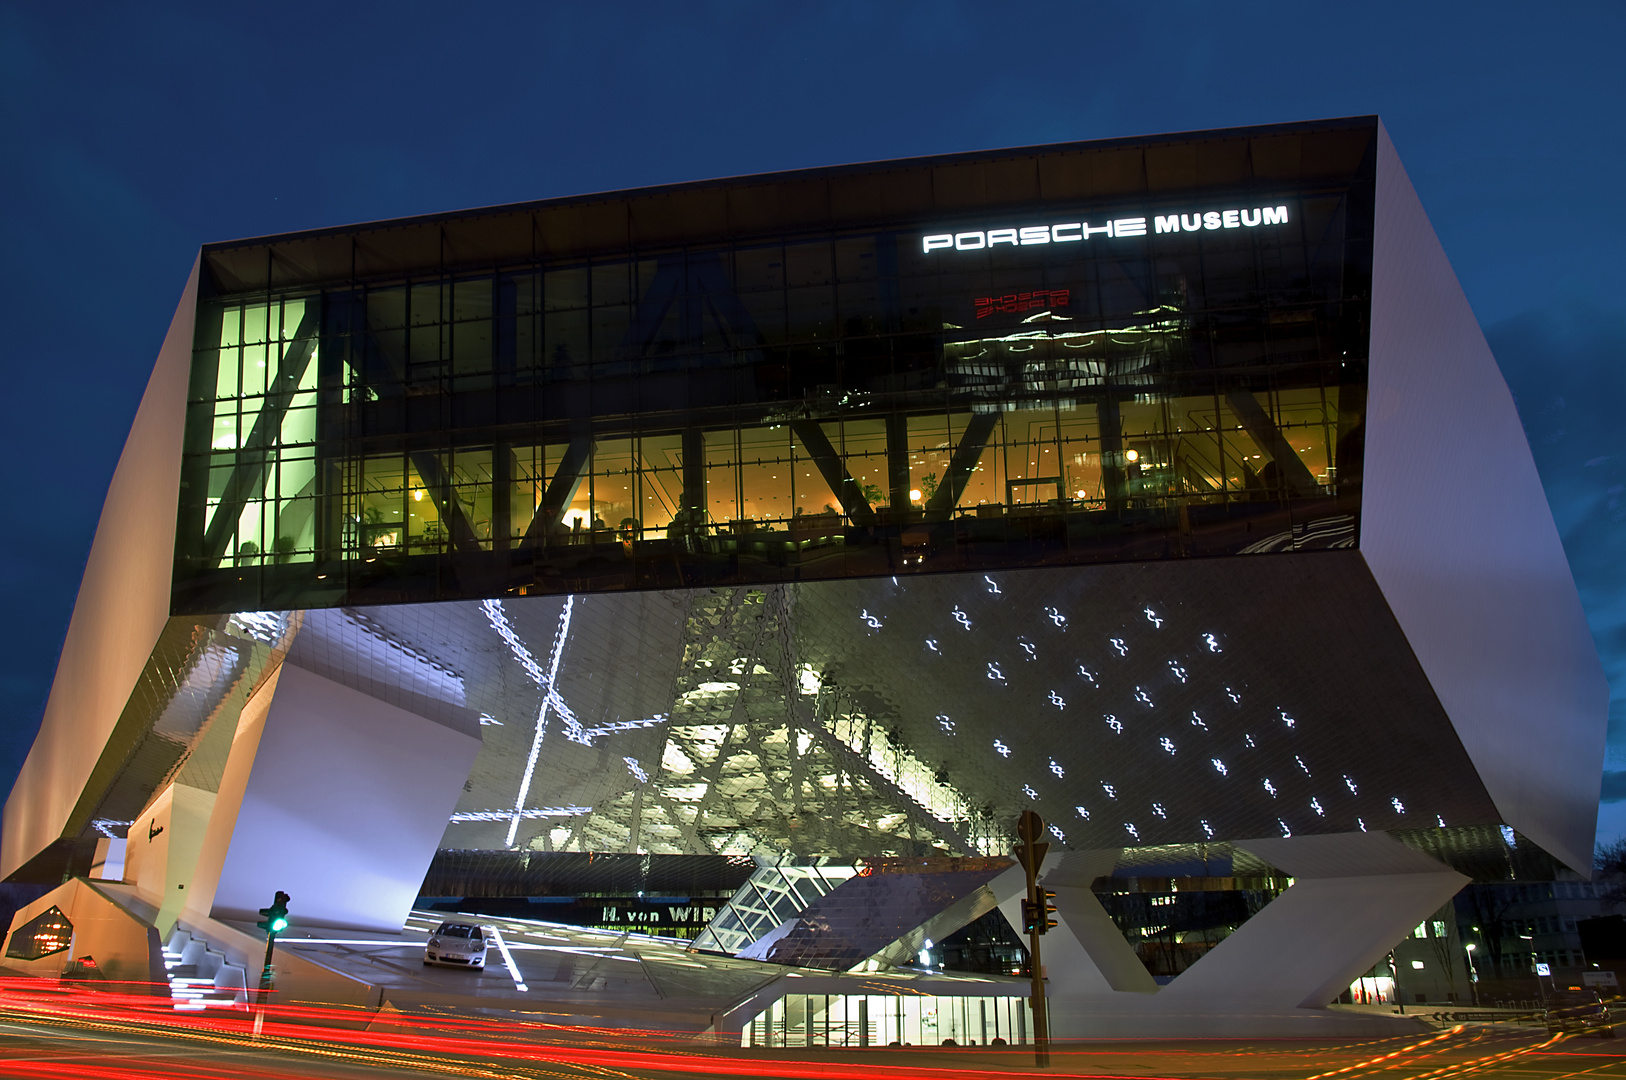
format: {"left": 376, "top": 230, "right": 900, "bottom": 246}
{"left": 975, "top": 289, "right": 1071, "bottom": 319}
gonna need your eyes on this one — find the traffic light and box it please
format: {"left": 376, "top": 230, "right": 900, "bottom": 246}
{"left": 1022, "top": 890, "right": 1059, "bottom": 934}
{"left": 257, "top": 890, "right": 291, "bottom": 935}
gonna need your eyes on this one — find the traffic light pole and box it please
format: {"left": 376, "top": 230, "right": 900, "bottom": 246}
{"left": 260, "top": 929, "right": 278, "bottom": 1001}
{"left": 252, "top": 931, "right": 275, "bottom": 1038}
{"left": 1016, "top": 810, "right": 1052, "bottom": 1067}
{"left": 254, "top": 890, "right": 290, "bottom": 1037}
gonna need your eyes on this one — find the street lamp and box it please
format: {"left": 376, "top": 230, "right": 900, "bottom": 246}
{"left": 1465, "top": 943, "right": 1480, "bottom": 1007}
{"left": 1519, "top": 933, "right": 1547, "bottom": 1007}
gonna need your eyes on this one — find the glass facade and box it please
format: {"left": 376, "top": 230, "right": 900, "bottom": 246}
{"left": 175, "top": 120, "right": 1375, "bottom": 614}
{"left": 695, "top": 861, "right": 860, "bottom": 955}
{"left": 742, "top": 991, "right": 1028, "bottom": 1048}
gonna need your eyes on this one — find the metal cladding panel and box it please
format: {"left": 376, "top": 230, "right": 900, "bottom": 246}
{"left": 1, "top": 258, "right": 200, "bottom": 881}
{"left": 1361, "top": 123, "right": 1608, "bottom": 873}
{"left": 434, "top": 553, "right": 1498, "bottom": 859}
{"left": 791, "top": 556, "right": 1495, "bottom": 849}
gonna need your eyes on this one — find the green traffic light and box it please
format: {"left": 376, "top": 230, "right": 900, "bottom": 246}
{"left": 258, "top": 890, "right": 292, "bottom": 936}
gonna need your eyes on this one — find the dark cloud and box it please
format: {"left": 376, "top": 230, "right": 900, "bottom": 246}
{"left": 1602, "top": 772, "right": 1626, "bottom": 804}
{"left": 1491, "top": 309, "right": 1626, "bottom": 757}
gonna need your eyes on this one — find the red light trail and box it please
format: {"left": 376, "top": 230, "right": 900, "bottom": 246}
{"left": 1, "top": 977, "right": 1621, "bottom": 1080}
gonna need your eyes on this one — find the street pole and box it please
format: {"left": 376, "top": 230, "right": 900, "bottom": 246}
{"left": 260, "top": 927, "right": 278, "bottom": 1001}
{"left": 253, "top": 890, "right": 290, "bottom": 1037}
{"left": 1016, "top": 809, "right": 1051, "bottom": 1068}
{"left": 1466, "top": 944, "right": 1480, "bottom": 1007}
{"left": 252, "top": 930, "right": 276, "bottom": 1038}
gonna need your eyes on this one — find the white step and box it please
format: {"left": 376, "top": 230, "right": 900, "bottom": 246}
{"left": 163, "top": 929, "right": 249, "bottom": 1010}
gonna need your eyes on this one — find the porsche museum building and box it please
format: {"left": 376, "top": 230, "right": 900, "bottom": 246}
{"left": 0, "top": 117, "right": 1607, "bottom": 1037}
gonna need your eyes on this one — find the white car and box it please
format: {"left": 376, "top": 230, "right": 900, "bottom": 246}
{"left": 423, "top": 921, "right": 490, "bottom": 969}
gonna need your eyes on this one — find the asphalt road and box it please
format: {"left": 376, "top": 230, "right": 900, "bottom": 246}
{"left": 3, "top": 984, "right": 1625, "bottom": 1080}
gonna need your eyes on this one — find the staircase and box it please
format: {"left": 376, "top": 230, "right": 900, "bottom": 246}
{"left": 162, "top": 929, "right": 249, "bottom": 1010}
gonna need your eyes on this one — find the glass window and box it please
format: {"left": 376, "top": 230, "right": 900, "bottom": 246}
{"left": 836, "top": 418, "right": 888, "bottom": 509}
{"left": 705, "top": 428, "right": 738, "bottom": 527}
{"left": 639, "top": 433, "right": 685, "bottom": 540}
{"left": 179, "top": 142, "right": 1374, "bottom": 612}
{"left": 591, "top": 439, "right": 639, "bottom": 539}
{"left": 6, "top": 906, "right": 72, "bottom": 961}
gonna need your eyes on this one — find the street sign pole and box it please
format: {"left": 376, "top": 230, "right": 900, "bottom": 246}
{"left": 1016, "top": 809, "right": 1051, "bottom": 1067}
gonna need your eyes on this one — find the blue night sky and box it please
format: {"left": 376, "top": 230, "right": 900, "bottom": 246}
{"left": 2, "top": 3, "right": 1623, "bottom": 844}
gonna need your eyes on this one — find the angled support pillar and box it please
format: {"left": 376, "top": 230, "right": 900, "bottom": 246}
{"left": 1225, "top": 391, "right": 1320, "bottom": 496}
{"left": 690, "top": 256, "right": 763, "bottom": 350}
{"left": 788, "top": 420, "right": 876, "bottom": 526}
{"left": 519, "top": 436, "right": 592, "bottom": 548}
{"left": 201, "top": 308, "right": 321, "bottom": 564}
{"left": 408, "top": 451, "right": 483, "bottom": 554}
{"left": 925, "top": 412, "right": 1000, "bottom": 516}
{"left": 621, "top": 257, "right": 683, "bottom": 357}
{"left": 1159, "top": 831, "right": 1467, "bottom": 1011}
{"left": 997, "top": 849, "right": 1157, "bottom": 997}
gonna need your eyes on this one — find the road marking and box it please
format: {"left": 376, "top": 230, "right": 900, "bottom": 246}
{"left": 486, "top": 927, "right": 528, "bottom": 992}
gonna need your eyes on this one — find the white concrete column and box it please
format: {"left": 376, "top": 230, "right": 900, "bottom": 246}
{"left": 1160, "top": 831, "right": 1468, "bottom": 1009}
{"left": 186, "top": 663, "right": 480, "bottom": 933}
{"left": 999, "top": 848, "right": 1158, "bottom": 996}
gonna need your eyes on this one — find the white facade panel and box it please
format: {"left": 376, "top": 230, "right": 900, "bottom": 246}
{"left": 1, "top": 258, "right": 200, "bottom": 880}
{"left": 208, "top": 664, "right": 481, "bottom": 932}
{"left": 1360, "top": 123, "right": 1608, "bottom": 872}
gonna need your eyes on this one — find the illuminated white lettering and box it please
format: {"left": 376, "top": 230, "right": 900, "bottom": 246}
{"left": 921, "top": 204, "right": 1292, "bottom": 254}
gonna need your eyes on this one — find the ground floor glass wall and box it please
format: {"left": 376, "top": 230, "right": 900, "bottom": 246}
{"left": 742, "top": 992, "right": 1029, "bottom": 1048}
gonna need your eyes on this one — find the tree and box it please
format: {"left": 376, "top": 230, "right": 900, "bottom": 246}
{"left": 1423, "top": 902, "right": 1463, "bottom": 1002}
{"left": 1595, "top": 839, "right": 1626, "bottom": 908}
{"left": 1457, "top": 883, "right": 1519, "bottom": 976}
